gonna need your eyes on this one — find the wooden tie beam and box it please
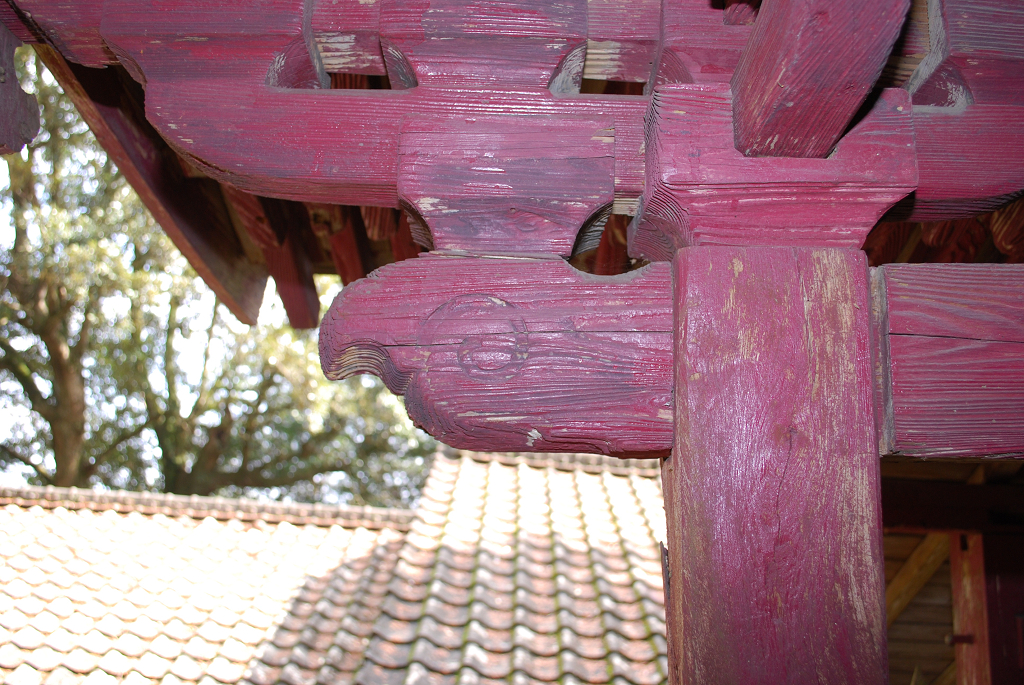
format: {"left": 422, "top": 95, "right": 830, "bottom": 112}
{"left": 3, "top": 0, "right": 1024, "bottom": 682}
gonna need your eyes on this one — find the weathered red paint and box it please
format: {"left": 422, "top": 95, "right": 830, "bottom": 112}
{"left": 873, "top": 263, "right": 1024, "bottom": 458}
{"left": 666, "top": 246, "right": 886, "bottom": 684}
{"left": 951, "top": 533, "right": 993, "bottom": 685}
{"left": 652, "top": 0, "right": 752, "bottom": 87}
{"left": 630, "top": 84, "right": 917, "bottom": 261}
{"left": 319, "top": 255, "right": 673, "bottom": 458}
{"left": 399, "top": 115, "right": 614, "bottom": 256}
{"left": 907, "top": 0, "right": 1024, "bottom": 108}
{"left": 731, "top": 0, "right": 910, "bottom": 158}
{"left": 0, "top": 22, "right": 38, "bottom": 155}
{"left": 32, "top": 46, "right": 268, "bottom": 324}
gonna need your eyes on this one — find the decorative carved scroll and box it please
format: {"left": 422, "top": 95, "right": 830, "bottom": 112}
{"left": 320, "top": 255, "right": 673, "bottom": 457}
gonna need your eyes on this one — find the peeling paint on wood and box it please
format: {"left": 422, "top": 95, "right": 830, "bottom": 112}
{"left": 631, "top": 84, "right": 917, "bottom": 260}
{"left": 666, "top": 246, "right": 886, "bottom": 684}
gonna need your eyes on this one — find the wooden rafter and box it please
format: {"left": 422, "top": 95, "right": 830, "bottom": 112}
{"left": 886, "top": 533, "right": 950, "bottom": 627}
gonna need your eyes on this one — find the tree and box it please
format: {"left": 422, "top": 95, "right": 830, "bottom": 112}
{"left": 0, "top": 49, "right": 433, "bottom": 506}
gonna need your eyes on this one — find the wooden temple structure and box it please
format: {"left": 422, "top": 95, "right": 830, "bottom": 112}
{"left": 1, "top": 0, "right": 1022, "bottom": 682}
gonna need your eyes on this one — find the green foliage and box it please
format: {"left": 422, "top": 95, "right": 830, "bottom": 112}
{"left": 0, "top": 49, "right": 433, "bottom": 506}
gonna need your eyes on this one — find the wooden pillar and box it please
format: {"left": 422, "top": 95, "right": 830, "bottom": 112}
{"left": 950, "top": 533, "right": 992, "bottom": 685}
{"left": 664, "top": 246, "right": 887, "bottom": 684}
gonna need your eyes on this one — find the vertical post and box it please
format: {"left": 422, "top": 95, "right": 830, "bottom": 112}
{"left": 664, "top": 246, "right": 887, "bottom": 684}
{"left": 950, "top": 533, "right": 992, "bottom": 685}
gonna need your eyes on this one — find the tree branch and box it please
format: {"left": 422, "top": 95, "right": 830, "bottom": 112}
{"left": 0, "top": 443, "right": 54, "bottom": 484}
{"left": 88, "top": 423, "right": 148, "bottom": 467}
{"left": 0, "top": 340, "right": 56, "bottom": 421}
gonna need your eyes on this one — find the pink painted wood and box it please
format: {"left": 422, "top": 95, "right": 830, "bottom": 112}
{"left": 909, "top": 105, "right": 1024, "bottom": 221}
{"left": 221, "top": 185, "right": 319, "bottom": 328}
{"left": 319, "top": 254, "right": 673, "bottom": 457}
{"left": 666, "top": 246, "right": 886, "bottom": 684}
{"left": 398, "top": 115, "right": 614, "bottom": 256}
{"left": 907, "top": 0, "right": 1024, "bottom": 107}
{"left": 0, "top": 22, "right": 37, "bottom": 155}
{"left": 873, "top": 263, "right": 1024, "bottom": 458}
{"left": 950, "top": 533, "right": 993, "bottom": 685}
{"left": 42, "top": 0, "right": 649, "bottom": 217}
{"left": 630, "top": 84, "right": 917, "bottom": 261}
{"left": 34, "top": 46, "right": 268, "bottom": 324}
{"left": 584, "top": 0, "right": 659, "bottom": 83}
{"left": 731, "top": 0, "right": 910, "bottom": 158}
{"left": 652, "top": 0, "right": 751, "bottom": 87}
{"left": 379, "top": 0, "right": 587, "bottom": 91}
{"left": 311, "top": 0, "right": 386, "bottom": 76}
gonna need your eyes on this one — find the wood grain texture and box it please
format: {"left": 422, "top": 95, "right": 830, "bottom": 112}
{"left": 730, "top": 0, "right": 909, "bottom": 158}
{"left": 221, "top": 186, "right": 320, "bottom": 328}
{"left": 85, "top": 0, "right": 650, "bottom": 215}
{"left": 630, "top": 84, "right": 916, "bottom": 260}
{"left": 652, "top": 0, "right": 752, "bottom": 87}
{"left": 311, "top": 0, "right": 385, "bottom": 75}
{"left": 399, "top": 115, "right": 614, "bottom": 256}
{"left": 379, "top": 0, "right": 586, "bottom": 91}
{"left": 0, "top": 22, "right": 38, "bottom": 154}
{"left": 34, "top": 46, "right": 268, "bottom": 325}
{"left": 886, "top": 533, "right": 950, "bottom": 627}
{"left": 887, "top": 336, "right": 1024, "bottom": 459}
{"left": 666, "top": 246, "right": 886, "bottom": 684}
{"left": 883, "top": 264, "right": 1024, "bottom": 343}
{"left": 909, "top": 105, "right": 1024, "bottom": 221}
{"left": 319, "top": 255, "right": 673, "bottom": 457}
{"left": 949, "top": 533, "right": 992, "bottom": 685}
{"left": 14, "top": 0, "right": 115, "bottom": 66}
{"left": 908, "top": 0, "right": 1024, "bottom": 107}
{"left": 583, "top": 0, "right": 659, "bottom": 82}
{"left": 876, "top": 264, "right": 1024, "bottom": 459}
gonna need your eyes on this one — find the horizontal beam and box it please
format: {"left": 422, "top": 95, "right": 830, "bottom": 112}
{"left": 873, "top": 263, "right": 1024, "bottom": 459}
{"left": 34, "top": 46, "right": 268, "bottom": 324}
{"left": 881, "top": 478, "right": 1024, "bottom": 534}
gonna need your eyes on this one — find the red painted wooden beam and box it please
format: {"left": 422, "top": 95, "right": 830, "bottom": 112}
{"left": 872, "top": 263, "right": 1024, "bottom": 458}
{"left": 907, "top": 104, "right": 1024, "bottom": 221}
{"left": 319, "top": 255, "right": 673, "bottom": 458}
{"left": 666, "top": 246, "right": 886, "bottom": 684}
{"left": 0, "top": 23, "right": 38, "bottom": 154}
{"left": 907, "top": 0, "right": 1024, "bottom": 108}
{"left": 34, "top": 46, "right": 268, "bottom": 324}
{"left": 222, "top": 186, "right": 320, "bottom": 328}
{"left": 731, "top": 0, "right": 910, "bottom": 158}
{"left": 950, "top": 533, "right": 993, "bottom": 685}
{"left": 398, "top": 115, "right": 614, "bottom": 256}
{"left": 651, "top": 0, "right": 752, "bottom": 88}
{"left": 630, "top": 84, "right": 917, "bottom": 260}
{"left": 379, "top": 0, "right": 587, "bottom": 92}
{"left": 584, "top": 0, "right": 659, "bottom": 83}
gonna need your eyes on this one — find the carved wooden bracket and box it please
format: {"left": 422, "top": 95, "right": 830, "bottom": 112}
{"left": 320, "top": 254, "right": 673, "bottom": 457}
{"left": 630, "top": 85, "right": 918, "bottom": 261}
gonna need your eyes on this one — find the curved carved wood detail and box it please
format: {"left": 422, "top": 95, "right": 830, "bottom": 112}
{"left": 320, "top": 255, "right": 674, "bottom": 457}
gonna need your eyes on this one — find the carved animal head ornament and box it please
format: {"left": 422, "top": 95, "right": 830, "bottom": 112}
{"left": 320, "top": 254, "right": 674, "bottom": 458}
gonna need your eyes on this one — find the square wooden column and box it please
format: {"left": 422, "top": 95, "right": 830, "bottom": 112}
{"left": 663, "top": 246, "right": 887, "bottom": 684}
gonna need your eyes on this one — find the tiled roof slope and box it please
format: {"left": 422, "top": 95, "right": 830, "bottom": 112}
{"left": 348, "top": 452, "right": 668, "bottom": 685}
{"left": 0, "top": 452, "right": 668, "bottom": 685}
